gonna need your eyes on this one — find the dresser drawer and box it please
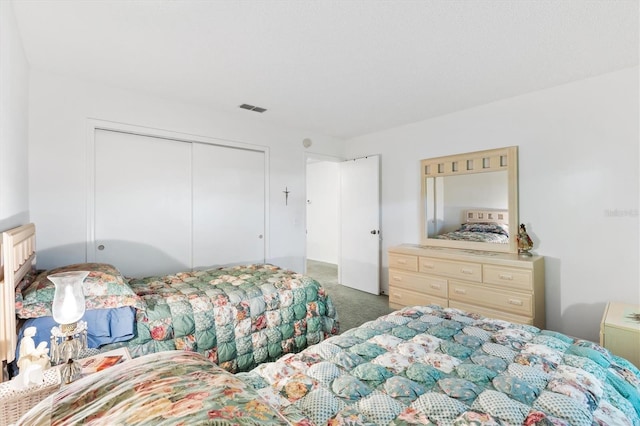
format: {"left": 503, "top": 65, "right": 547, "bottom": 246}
{"left": 419, "top": 257, "right": 482, "bottom": 283}
{"left": 389, "top": 270, "right": 447, "bottom": 298}
{"left": 389, "top": 253, "right": 418, "bottom": 272}
{"left": 484, "top": 265, "right": 533, "bottom": 291}
{"left": 389, "top": 286, "right": 448, "bottom": 309}
{"left": 448, "top": 280, "right": 532, "bottom": 316}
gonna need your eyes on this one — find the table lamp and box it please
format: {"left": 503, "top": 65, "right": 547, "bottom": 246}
{"left": 49, "top": 271, "right": 89, "bottom": 384}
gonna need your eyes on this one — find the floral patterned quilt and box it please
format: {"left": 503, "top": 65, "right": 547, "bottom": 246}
{"left": 19, "top": 306, "right": 640, "bottom": 426}
{"left": 18, "top": 351, "right": 294, "bottom": 425}
{"left": 237, "top": 305, "right": 640, "bottom": 425}
{"left": 433, "top": 230, "right": 509, "bottom": 244}
{"left": 99, "top": 264, "right": 339, "bottom": 373}
{"left": 433, "top": 223, "right": 509, "bottom": 244}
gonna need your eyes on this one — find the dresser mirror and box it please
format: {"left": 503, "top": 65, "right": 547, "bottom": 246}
{"left": 421, "top": 146, "right": 518, "bottom": 253}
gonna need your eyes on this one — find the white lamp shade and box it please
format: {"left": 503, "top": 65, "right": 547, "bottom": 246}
{"left": 49, "top": 271, "right": 89, "bottom": 325}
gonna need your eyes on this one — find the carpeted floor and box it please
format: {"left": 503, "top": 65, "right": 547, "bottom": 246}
{"left": 306, "top": 260, "right": 394, "bottom": 333}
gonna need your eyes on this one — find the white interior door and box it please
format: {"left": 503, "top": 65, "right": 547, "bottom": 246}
{"left": 192, "top": 143, "right": 265, "bottom": 267}
{"left": 339, "top": 155, "right": 380, "bottom": 294}
{"left": 94, "top": 130, "right": 192, "bottom": 277}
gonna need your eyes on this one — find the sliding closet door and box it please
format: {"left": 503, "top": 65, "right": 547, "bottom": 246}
{"left": 192, "top": 143, "right": 265, "bottom": 268}
{"left": 94, "top": 130, "right": 192, "bottom": 277}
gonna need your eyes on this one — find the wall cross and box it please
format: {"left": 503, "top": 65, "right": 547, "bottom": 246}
{"left": 283, "top": 187, "right": 290, "bottom": 206}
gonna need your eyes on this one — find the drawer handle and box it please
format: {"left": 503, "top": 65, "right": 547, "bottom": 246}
{"left": 454, "top": 288, "right": 466, "bottom": 295}
{"left": 430, "top": 284, "right": 441, "bottom": 290}
{"left": 499, "top": 273, "right": 514, "bottom": 280}
{"left": 393, "top": 293, "right": 402, "bottom": 299}
{"left": 460, "top": 268, "right": 473, "bottom": 275}
{"left": 392, "top": 275, "right": 403, "bottom": 282}
{"left": 508, "top": 299, "right": 523, "bottom": 306}
{"left": 397, "top": 259, "right": 407, "bottom": 264}
{"left": 423, "top": 263, "right": 435, "bottom": 269}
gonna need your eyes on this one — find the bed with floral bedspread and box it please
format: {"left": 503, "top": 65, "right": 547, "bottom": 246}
{"left": 99, "top": 264, "right": 340, "bottom": 373}
{"left": 19, "top": 305, "right": 640, "bottom": 425}
{"left": 16, "top": 263, "right": 339, "bottom": 374}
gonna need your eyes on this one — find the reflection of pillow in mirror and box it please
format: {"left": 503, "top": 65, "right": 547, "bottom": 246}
{"left": 459, "top": 223, "right": 509, "bottom": 236}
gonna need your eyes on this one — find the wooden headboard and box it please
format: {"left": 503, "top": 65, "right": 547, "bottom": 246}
{"left": 464, "top": 209, "right": 509, "bottom": 225}
{"left": 1, "top": 223, "right": 36, "bottom": 381}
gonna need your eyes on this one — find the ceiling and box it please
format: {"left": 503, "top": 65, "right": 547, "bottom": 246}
{"left": 11, "top": 0, "right": 639, "bottom": 139}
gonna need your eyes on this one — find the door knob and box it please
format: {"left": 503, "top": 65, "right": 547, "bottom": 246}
{"left": 97, "top": 245, "right": 105, "bottom": 250}
{"left": 370, "top": 230, "right": 379, "bottom": 235}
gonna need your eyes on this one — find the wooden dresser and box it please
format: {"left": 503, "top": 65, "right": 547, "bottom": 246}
{"left": 388, "top": 244, "right": 545, "bottom": 328}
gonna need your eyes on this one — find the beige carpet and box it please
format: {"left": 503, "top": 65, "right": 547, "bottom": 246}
{"left": 306, "top": 260, "right": 394, "bottom": 333}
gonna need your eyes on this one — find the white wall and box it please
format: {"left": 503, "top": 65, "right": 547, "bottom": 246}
{"left": 306, "top": 161, "right": 339, "bottom": 264}
{"left": 345, "top": 67, "right": 639, "bottom": 342}
{"left": 0, "top": 1, "right": 29, "bottom": 230}
{"left": 27, "top": 69, "right": 344, "bottom": 274}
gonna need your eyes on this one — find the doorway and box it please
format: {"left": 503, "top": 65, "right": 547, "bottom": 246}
{"left": 305, "top": 155, "right": 340, "bottom": 287}
{"left": 306, "top": 158, "right": 340, "bottom": 265}
{"left": 305, "top": 154, "right": 381, "bottom": 295}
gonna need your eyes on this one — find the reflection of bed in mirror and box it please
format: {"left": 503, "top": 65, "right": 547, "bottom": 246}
{"left": 432, "top": 209, "right": 509, "bottom": 244}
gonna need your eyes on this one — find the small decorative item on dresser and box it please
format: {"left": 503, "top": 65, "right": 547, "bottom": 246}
{"left": 516, "top": 223, "right": 534, "bottom": 255}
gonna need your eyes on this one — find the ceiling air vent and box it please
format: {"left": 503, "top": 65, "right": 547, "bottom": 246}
{"left": 239, "top": 104, "right": 267, "bottom": 113}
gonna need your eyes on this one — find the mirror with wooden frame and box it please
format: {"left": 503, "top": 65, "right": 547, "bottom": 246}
{"left": 421, "top": 146, "right": 518, "bottom": 253}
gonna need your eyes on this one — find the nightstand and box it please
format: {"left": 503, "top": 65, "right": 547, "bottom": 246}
{"left": 0, "top": 348, "right": 131, "bottom": 425}
{"left": 0, "top": 368, "right": 61, "bottom": 426}
{"left": 600, "top": 301, "right": 640, "bottom": 367}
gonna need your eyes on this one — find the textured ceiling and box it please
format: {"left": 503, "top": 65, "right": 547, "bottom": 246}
{"left": 11, "top": 0, "right": 639, "bottom": 139}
